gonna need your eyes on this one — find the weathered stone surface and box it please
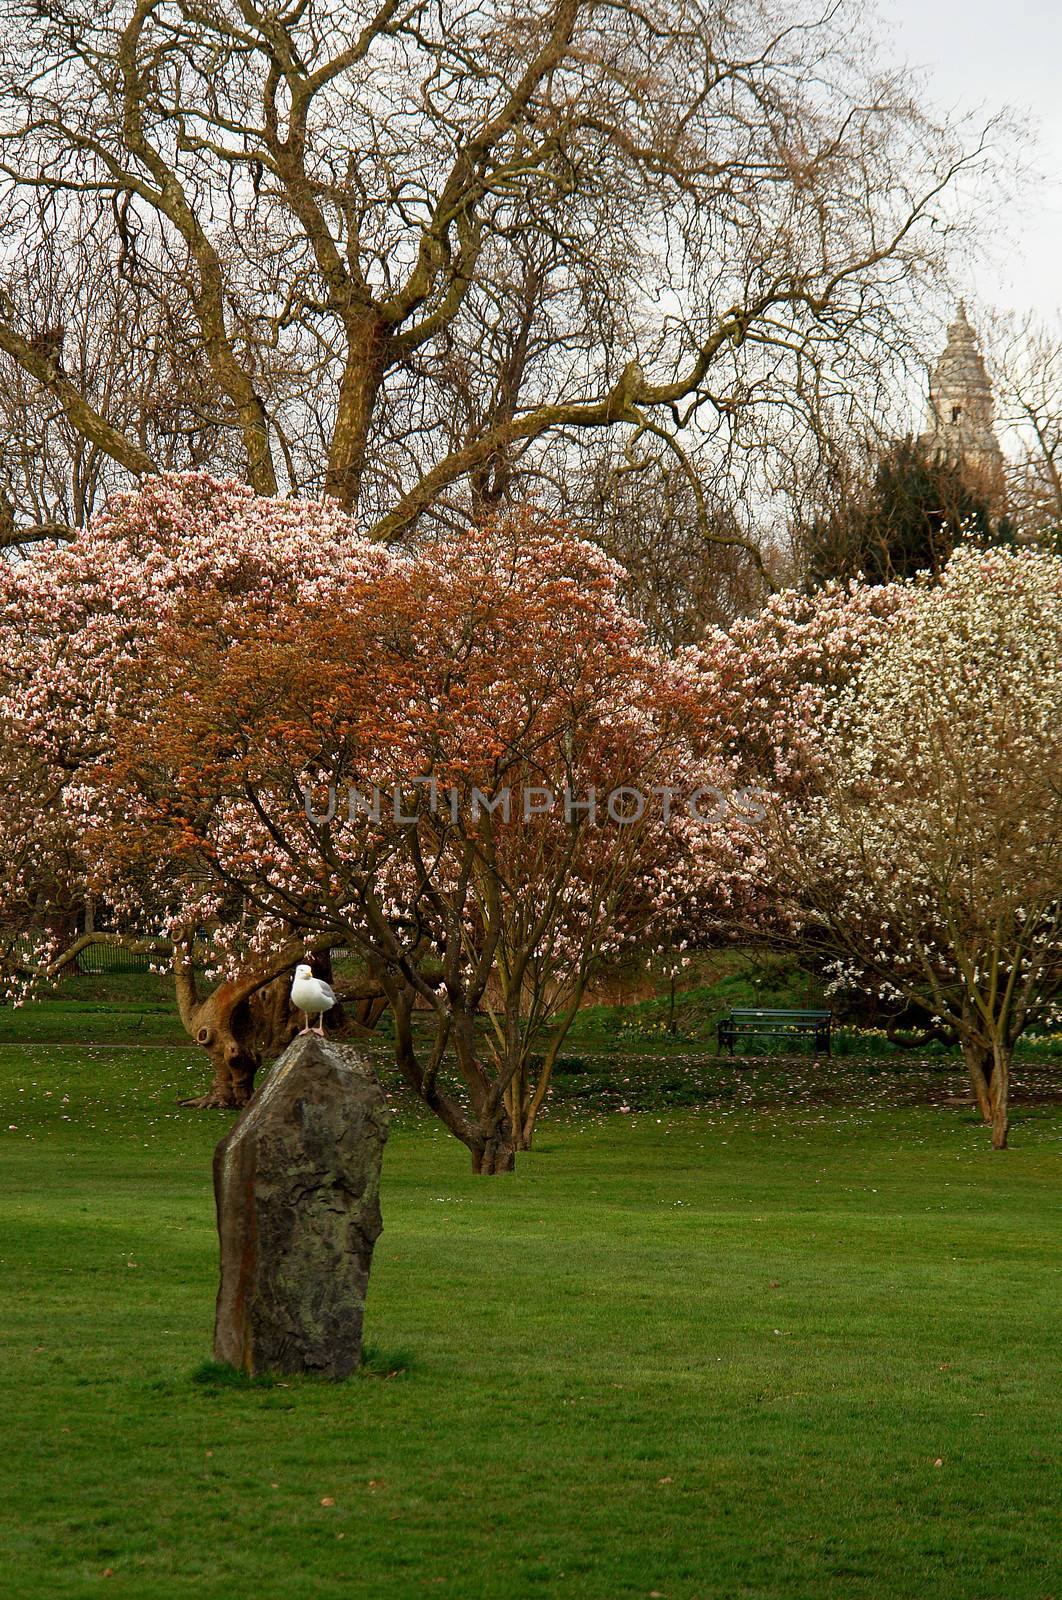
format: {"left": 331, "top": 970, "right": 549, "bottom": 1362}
{"left": 212, "top": 1034, "right": 389, "bottom": 1378}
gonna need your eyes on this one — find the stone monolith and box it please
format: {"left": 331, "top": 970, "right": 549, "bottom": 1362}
{"left": 212, "top": 1035, "right": 389, "bottom": 1378}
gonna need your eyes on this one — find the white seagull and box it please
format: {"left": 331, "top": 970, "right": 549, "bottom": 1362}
{"left": 291, "top": 963, "right": 337, "bottom": 1036}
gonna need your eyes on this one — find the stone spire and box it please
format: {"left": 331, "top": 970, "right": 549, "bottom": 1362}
{"left": 920, "top": 304, "right": 1005, "bottom": 501}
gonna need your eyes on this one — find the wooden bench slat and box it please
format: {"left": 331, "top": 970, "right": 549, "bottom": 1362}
{"left": 728, "top": 1009, "right": 831, "bottom": 1019}
{"left": 718, "top": 1006, "right": 833, "bottom": 1058}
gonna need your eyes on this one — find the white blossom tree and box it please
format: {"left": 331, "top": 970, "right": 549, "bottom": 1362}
{"left": 766, "top": 545, "right": 1062, "bottom": 1148}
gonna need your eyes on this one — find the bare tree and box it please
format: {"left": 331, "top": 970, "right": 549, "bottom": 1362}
{"left": 986, "top": 310, "right": 1062, "bottom": 536}
{"left": 0, "top": 0, "right": 1001, "bottom": 550}
{"left": 0, "top": 220, "right": 237, "bottom": 548}
{"left": 578, "top": 453, "right": 768, "bottom": 646}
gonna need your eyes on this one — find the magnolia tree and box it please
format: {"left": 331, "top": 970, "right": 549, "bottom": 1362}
{"left": 0, "top": 473, "right": 395, "bottom": 1088}
{"left": 1, "top": 473, "right": 754, "bottom": 1170}
{"left": 701, "top": 546, "right": 1062, "bottom": 1148}
{"left": 698, "top": 579, "right": 907, "bottom": 799}
{"left": 692, "top": 576, "right": 908, "bottom": 953}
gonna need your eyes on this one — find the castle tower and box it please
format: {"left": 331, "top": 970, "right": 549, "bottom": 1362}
{"left": 920, "top": 304, "right": 1005, "bottom": 504}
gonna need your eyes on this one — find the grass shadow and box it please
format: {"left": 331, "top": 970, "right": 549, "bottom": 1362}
{"left": 190, "top": 1347, "right": 416, "bottom": 1389}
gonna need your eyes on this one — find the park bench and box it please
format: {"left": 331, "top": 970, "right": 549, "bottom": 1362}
{"left": 717, "top": 1007, "right": 833, "bottom": 1057}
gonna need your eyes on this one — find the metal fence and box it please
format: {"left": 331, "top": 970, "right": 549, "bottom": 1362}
{"left": 5, "top": 933, "right": 154, "bottom": 975}
{"left": 74, "top": 940, "right": 154, "bottom": 975}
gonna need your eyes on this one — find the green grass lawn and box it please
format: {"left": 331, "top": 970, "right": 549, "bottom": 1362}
{"left": 0, "top": 974, "right": 187, "bottom": 1047}
{"left": 2, "top": 1041, "right": 1061, "bottom": 1600}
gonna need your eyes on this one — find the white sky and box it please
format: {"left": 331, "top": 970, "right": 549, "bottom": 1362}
{"left": 881, "top": 0, "right": 1062, "bottom": 321}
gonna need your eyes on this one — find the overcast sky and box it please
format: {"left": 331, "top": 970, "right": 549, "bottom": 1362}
{"left": 882, "top": 0, "right": 1062, "bottom": 323}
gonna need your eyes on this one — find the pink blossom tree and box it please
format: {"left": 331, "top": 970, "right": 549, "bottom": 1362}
{"left": 1, "top": 474, "right": 752, "bottom": 1169}
{"left": 698, "top": 580, "right": 908, "bottom": 799}
{"left": 0, "top": 472, "right": 398, "bottom": 1095}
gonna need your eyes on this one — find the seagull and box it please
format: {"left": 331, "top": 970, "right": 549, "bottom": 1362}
{"left": 291, "top": 963, "right": 337, "bottom": 1036}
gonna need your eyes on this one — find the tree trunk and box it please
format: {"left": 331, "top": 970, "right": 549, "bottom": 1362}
{"left": 519, "top": 1059, "right": 550, "bottom": 1150}
{"left": 961, "top": 1039, "right": 993, "bottom": 1124}
{"left": 960, "top": 1034, "right": 1010, "bottom": 1148}
{"left": 988, "top": 1045, "right": 1010, "bottom": 1151}
{"left": 519, "top": 997, "right": 584, "bottom": 1150}
{"left": 471, "top": 1087, "right": 517, "bottom": 1173}
{"left": 249, "top": 973, "right": 300, "bottom": 1057}
{"left": 176, "top": 978, "right": 261, "bottom": 1110}
{"left": 472, "top": 1122, "right": 517, "bottom": 1174}
{"left": 349, "top": 994, "right": 389, "bottom": 1032}
{"left": 323, "top": 326, "right": 386, "bottom": 507}
{"left": 508, "top": 1058, "right": 532, "bottom": 1151}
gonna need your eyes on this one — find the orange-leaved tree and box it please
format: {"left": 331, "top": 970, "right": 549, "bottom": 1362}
{"left": 2, "top": 473, "right": 752, "bottom": 1168}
